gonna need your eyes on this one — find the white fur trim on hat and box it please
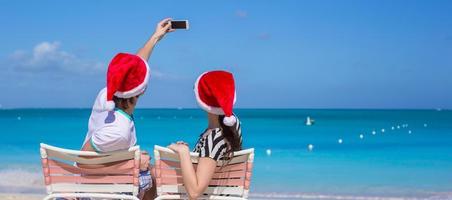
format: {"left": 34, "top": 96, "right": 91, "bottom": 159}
{"left": 223, "top": 115, "right": 237, "bottom": 126}
{"left": 193, "top": 72, "right": 237, "bottom": 115}
{"left": 114, "top": 56, "right": 150, "bottom": 98}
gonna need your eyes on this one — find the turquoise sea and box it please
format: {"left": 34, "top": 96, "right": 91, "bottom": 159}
{"left": 0, "top": 109, "right": 451, "bottom": 199}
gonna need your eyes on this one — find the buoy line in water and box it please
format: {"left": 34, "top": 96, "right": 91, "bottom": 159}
{"left": 293, "top": 122, "right": 426, "bottom": 155}
{"left": 260, "top": 119, "right": 429, "bottom": 155}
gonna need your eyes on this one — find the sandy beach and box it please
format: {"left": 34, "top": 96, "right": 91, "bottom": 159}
{"left": 0, "top": 193, "right": 44, "bottom": 200}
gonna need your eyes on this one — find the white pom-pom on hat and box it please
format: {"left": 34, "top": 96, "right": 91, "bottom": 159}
{"left": 223, "top": 115, "right": 237, "bottom": 126}
{"left": 105, "top": 100, "right": 115, "bottom": 111}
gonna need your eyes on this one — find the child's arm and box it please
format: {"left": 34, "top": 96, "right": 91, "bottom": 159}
{"left": 137, "top": 18, "right": 175, "bottom": 61}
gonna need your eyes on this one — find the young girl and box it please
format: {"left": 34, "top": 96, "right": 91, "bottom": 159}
{"left": 169, "top": 70, "right": 243, "bottom": 200}
{"left": 80, "top": 18, "right": 175, "bottom": 200}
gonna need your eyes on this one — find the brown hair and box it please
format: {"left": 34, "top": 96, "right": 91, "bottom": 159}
{"left": 112, "top": 95, "right": 138, "bottom": 110}
{"left": 219, "top": 115, "right": 242, "bottom": 161}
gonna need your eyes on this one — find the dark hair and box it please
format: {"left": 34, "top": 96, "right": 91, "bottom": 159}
{"left": 219, "top": 115, "right": 242, "bottom": 161}
{"left": 112, "top": 95, "right": 139, "bottom": 110}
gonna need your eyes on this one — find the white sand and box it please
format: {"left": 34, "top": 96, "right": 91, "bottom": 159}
{"left": 0, "top": 193, "right": 44, "bottom": 200}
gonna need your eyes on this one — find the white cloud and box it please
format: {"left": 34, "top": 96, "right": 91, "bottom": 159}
{"left": 9, "top": 41, "right": 104, "bottom": 74}
{"left": 152, "top": 69, "right": 165, "bottom": 78}
{"left": 149, "top": 67, "right": 185, "bottom": 81}
{"left": 235, "top": 10, "right": 248, "bottom": 18}
{"left": 5, "top": 41, "right": 184, "bottom": 81}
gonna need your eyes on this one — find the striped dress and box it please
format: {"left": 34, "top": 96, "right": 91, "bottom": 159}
{"left": 193, "top": 117, "right": 242, "bottom": 161}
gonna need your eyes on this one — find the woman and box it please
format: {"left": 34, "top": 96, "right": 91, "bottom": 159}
{"left": 80, "top": 18, "right": 175, "bottom": 200}
{"left": 169, "top": 70, "right": 243, "bottom": 200}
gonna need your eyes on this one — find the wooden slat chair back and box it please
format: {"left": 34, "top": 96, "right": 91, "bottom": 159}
{"left": 40, "top": 143, "right": 141, "bottom": 200}
{"left": 154, "top": 145, "right": 254, "bottom": 200}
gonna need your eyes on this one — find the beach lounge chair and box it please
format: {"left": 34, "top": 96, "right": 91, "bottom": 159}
{"left": 153, "top": 145, "right": 254, "bottom": 200}
{"left": 39, "top": 143, "right": 141, "bottom": 200}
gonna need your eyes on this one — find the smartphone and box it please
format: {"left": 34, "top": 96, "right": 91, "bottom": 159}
{"left": 170, "top": 20, "right": 189, "bottom": 30}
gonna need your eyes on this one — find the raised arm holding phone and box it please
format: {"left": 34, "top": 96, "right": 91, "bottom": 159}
{"left": 137, "top": 18, "right": 175, "bottom": 61}
{"left": 80, "top": 18, "right": 177, "bottom": 200}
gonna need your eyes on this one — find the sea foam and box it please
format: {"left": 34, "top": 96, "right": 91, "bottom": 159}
{"left": 0, "top": 169, "right": 44, "bottom": 193}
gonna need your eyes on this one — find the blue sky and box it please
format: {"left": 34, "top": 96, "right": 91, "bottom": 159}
{"left": 0, "top": 0, "right": 451, "bottom": 109}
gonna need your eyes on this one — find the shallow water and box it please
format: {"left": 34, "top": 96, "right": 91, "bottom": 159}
{"left": 0, "top": 109, "right": 451, "bottom": 199}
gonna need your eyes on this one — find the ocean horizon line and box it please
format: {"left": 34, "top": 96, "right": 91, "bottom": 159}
{"left": 0, "top": 107, "right": 450, "bottom": 111}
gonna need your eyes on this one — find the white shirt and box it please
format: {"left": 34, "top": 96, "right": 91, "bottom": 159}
{"left": 83, "top": 88, "right": 137, "bottom": 152}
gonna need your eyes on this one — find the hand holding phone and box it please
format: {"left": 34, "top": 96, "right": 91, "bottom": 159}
{"left": 151, "top": 18, "right": 174, "bottom": 42}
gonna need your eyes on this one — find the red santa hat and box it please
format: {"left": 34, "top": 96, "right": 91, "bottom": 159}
{"left": 105, "top": 53, "right": 150, "bottom": 111}
{"left": 194, "top": 70, "right": 237, "bottom": 126}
